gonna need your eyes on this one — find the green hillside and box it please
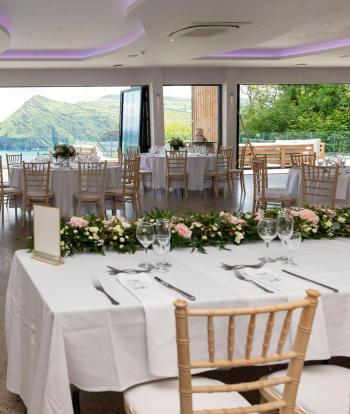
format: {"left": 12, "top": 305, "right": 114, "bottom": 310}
{"left": 0, "top": 94, "right": 192, "bottom": 150}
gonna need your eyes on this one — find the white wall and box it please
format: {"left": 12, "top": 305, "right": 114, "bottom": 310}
{"left": 1, "top": 66, "right": 350, "bottom": 147}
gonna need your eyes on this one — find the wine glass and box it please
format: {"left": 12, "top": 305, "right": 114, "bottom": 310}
{"left": 154, "top": 218, "right": 172, "bottom": 269}
{"left": 257, "top": 218, "right": 277, "bottom": 259}
{"left": 282, "top": 231, "right": 302, "bottom": 266}
{"left": 136, "top": 222, "right": 155, "bottom": 270}
{"left": 276, "top": 213, "right": 294, "bottom": 263}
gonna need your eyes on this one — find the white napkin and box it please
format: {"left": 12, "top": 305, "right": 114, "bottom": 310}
{"left": 336, "top": 174, "right": 349, "bottom": 200}
{"left": 117, "top": 273, "right": 179, "bottom": 376}
{"left": 242, "top": 267, "right": 330, "bottom": 360}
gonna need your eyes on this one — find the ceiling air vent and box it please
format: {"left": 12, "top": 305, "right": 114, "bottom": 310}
{"left": 169, "top": 22, "right": 250, "bottom": 39}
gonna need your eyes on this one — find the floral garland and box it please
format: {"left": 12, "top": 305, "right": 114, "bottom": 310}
{"left": 50, "top": 206, "right": 350, "bottom": 257}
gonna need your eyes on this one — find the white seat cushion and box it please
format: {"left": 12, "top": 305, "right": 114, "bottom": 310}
{"left": 268, "top": 365, "right": 350, "bottom": 414}
{"left": 124, "top": 377, "right": 253, "bottom": 414}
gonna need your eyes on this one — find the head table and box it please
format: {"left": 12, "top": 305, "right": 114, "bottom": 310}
{"left": 9, "top": 164, "right": 122, "bottom": 217}
{"left": 140, "top": 153, "right": 219, "bottom": 191}
{"left": 5, "top": 238, "right": 350, "bottom": 414}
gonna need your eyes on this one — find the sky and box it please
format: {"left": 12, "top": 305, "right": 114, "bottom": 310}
{"left": 0, "top": 85, "right": 192, "bottom": 122}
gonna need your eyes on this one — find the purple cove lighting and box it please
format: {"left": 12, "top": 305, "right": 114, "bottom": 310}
{"left": 202, "top": 36, "right": 350, "bottom": 60}
{"left": 0, "top": 25, "right": 145, "bottom": 60}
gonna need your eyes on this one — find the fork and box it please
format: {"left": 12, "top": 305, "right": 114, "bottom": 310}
{"left": 221, "top": 262, "right": 266, "bottom": 271}
{"left": 234, "top": 270, "right": 274, "bottom": 293}
{"left": 92, "top": 277, "right": 120, "bottom": 305}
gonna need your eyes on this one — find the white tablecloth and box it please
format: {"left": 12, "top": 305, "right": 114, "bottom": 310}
{"left": 287, "top": 167, "right": 350, "bottom": 207}
{"left": 9, "top": 165, "right": 121, "bottom": 217}
{"left": 140, "top": 153, "right": 217, "bottom": 191}
{"left": 6, "top": 239, "right": 350, "bottom": 414}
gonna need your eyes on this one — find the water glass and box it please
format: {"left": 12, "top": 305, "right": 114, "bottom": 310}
{"left": 282, "top": 231, "right": 302, "bottom": 266}
{"left": 257, "top": 218, "right": 277, "bottom": 259}
{"left": 277, "top": 213, "right": 294, "bottom": 241}
{"left": 136, "top": 222, "right": 155, "bottom": 269}
{"left": 155, "top": 218, "right": 172, "bottom": 268}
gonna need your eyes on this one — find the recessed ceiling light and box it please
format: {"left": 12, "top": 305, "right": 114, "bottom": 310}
{"left": 170, "top": 38, "right": 175, "bottom": 42}
{"left": 128, "top": 54, "right": 138, "bottom": 58}
{"left": 323, "top": 22, "right": 331, "bottom": 26}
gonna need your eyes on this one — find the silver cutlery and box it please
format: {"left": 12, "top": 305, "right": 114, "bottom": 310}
{"left": 92, "top": 277, "right": 120, "bottom": 305}
{"left": 221, "top": 262, "right": 266, "bottom": 271}
{"left": 282, "top": 269, "right": 338, "bottom": 293}
{"left": 234, "top": 270, "right": 274, "bottom": 293}
{"left": 154, "top": 276, "right": 196, "bottom": 301}
{"left": 107, "top": 265, "right": 153, "bottom": 275}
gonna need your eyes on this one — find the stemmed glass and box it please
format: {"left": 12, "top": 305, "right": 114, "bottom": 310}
{"left": 277, "top": 212, "right": 294, "bottom": 263}
{"left": 153, "top": 218, "right": 172, "bottom": 270}
{"left": 136, "top": 222, "right": 155, "bottom": 270}
{"left": 282, "top": 231, "right": 302, "bottom": 266}
{"left": 257, "top": 218, "right": 277, "bottom": 259}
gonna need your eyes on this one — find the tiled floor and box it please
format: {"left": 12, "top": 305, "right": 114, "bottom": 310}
{"left": 1, "top": 173, "right": 348, "bottom": 413}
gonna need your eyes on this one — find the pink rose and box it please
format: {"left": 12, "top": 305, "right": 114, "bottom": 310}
{"left": 69, "top": 216, "right": 88, "bottom": 228}
{"left": 299, "top": 209, "right": 319, "bottom": 224}
{"left": 255, "top": 211, "right": 264, "bottom": 221}
{"left": 220, "top": 212, "right": 246, "bottom": 225}
{"left": 175, "top": 223, "right": 192, "bottom": 239}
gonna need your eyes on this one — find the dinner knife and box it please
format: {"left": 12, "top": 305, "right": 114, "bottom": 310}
{"left": 154, "top": 276, "right": 196, "bottom": 301}
{"left": 282, "top": 269, "right": 338, "bottom": 293}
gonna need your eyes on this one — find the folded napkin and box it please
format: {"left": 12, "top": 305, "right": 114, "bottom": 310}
{"left": 241, "top": 267, "right": 330, "bottom": 360}
{"left": 117, "top": 273, "right": 179, "bottom": 376}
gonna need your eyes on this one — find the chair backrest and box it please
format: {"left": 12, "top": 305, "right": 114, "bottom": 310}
{"left": 174, "top": 289, "right": 320, "bottom": 414}
{"left": 283, "top": 144, "right": 314, "bottom": 167}
{"left": 166, "top": 150, "right": 188, "bottom": 176}
{"left": 0, "top": 156, "right": 4, "bottom": 193}
{"left": 252, "top": 156, "right": 268, "bottom": 202}
{"left": 6, "top": 153, "right": 22, "bottom": 179}
{"left": 290, "top": 153, "right": 316, "bottom": 167}
{"left": 127, "top": 146, "right": 140, "bottom": 157}
{"left": 253, "top": 145, "right": 281, "bottom": 167}
{"left": 237, "top": 145, "right": 246, "bottom": 169}
{"left": 23, "top": 161, "right": 51, "bottom": 197}
{"left": 122, "top": 155, "right": 140, "bottom": 194}
{"left": 216, "top": 147, "right": 232, "bottom": 173}
{"left": 301, "top": 164, "right": 339, "bottom": 209}
{"left": 78, "top": 161, "right": 107, "bottom": 199}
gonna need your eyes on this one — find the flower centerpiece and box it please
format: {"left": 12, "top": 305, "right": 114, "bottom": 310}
{"left": 52, "top": 144, "right": 76, "bottom": 167}
{"left": 169, "top": 137, "right": 185, "bottom": 151}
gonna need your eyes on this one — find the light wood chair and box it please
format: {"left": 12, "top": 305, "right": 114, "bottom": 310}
{"left": 204, "top": 147, "right": 232, "bottom": 198}
{"left": 282, "top": 144, "right": 314, "bottom": 168}
{"left": 252, "top": 156, "right": 296, "bottom": 212}
{"left": 301, "top": 164, "right": 339, "bottom": 209}
{"left": 261, "top": 364, "right": 350, "bottom": 414}
{"left": 0, "top": 156, "right": 22, "bottom": 224}
{"left": 73, "top": 161, "right": 107, "bottom": 217}
{"left": 105, "top": 156, "right": 141, "bottom": 218}
{"left": 124, "top": 289, "right": 320, "bottom": 414}
{"left": 22, "top": 161, "right": 54, "bottom": 222}
{"left": 290, "top": 153, "right": 316, "bottom": 167}
{"left": 127, "top": 146, "right": 140, "bottom": 157}
{"left": 165, "top": 150, "right": 188, "bottom": 198}
{"left": 229, "top": 144, "right": 246, "bottom": 194}
{"left": 6, "top": 153, "right": 22, "bottom": 186}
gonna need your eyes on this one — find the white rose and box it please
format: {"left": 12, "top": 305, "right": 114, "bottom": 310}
{"left": 202, "top": 235, "right": 207, "bottom": 240}
{"left": 234, "top": 231, "right": 244, "bottom": 244}
{"left": 337, "top": 217, "right": 346, "bottom": 223}
{"left": 119, "top": 244, "right": 124, "bottom": 248}
{"left": 120, "top": 237, "right": 125, "bottom": 242}
{"left": 73, "top": 229, "right": 78, "bottom": 234}
{"left": 113, "top": 236, "right": 117, "bottom": 240}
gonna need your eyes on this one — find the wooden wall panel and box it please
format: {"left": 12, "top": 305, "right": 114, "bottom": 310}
{"left": 191, "top": 86, "right": 218, "bottom": 143}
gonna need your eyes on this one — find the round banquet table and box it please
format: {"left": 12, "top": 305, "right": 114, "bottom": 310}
{"left": 140, "top": 153, "right": 218, "bottom": 191}
{"left": 287, "top": 167, "right": 350, "bottom": 207}
{"left": 9, "top": 164, "right": 121, "bottom": 217}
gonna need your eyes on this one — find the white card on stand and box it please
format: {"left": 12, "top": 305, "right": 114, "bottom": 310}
{"left": 32, "top": 205, "right": 63, "bottom": 265}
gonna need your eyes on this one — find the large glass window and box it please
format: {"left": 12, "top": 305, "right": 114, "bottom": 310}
{"left": 163, "top": 85, "right": 221, "bottom": 146}
{"left": 239, "top": 84, "right": 350, "bottom": 156}
{"left": 0, "top": 86, "right": 130, "bottom": 162}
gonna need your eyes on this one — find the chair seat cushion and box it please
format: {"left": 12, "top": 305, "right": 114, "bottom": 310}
{"left": 205, "top": 170, "right": 227, "bottom": 177}
{"left": 3, "top": 187, "right": 21, "bottom": 195}
{"left": 259, "top": 188, "right": 295, "bottom": 202}
{"left": 73, "top": 192, "right": 101, "bottom": 201}
{"left": 268, "top": 365, "right": 350, "bottom": 414}
{"left": 124, "top": 377, "right": 252, "bottom": 414}
{"left": 140, "top": 170, "right": 152, "bottom": 175}
{"left": 27, "top": 191, "right": 54, "bottom": 199}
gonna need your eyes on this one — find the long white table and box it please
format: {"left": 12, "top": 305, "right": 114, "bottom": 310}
{"left": 9, "top": 164, "right": 121, "bottom": 217}
{"left": 6, "top": 239, "right": 350, "bottom": 414}
{"left": 287, "top": 167, "right": 350, "bottom": 207}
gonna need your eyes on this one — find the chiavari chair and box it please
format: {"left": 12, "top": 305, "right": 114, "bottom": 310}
{"left": 229, "top": 144, "right": 246, "bottom": 194}
{"left": 252, "top": 156, "right": 296, "bottom": 212}
{"left": 22, "top": 161, "right": 54, "bottom": 222}
{"left": 73, "top": 161, "right": 107, "bottom": 217}
{"left": 127, "top": 146, "right": 140, "bottom": 157}
{"left": 165, "top": 150, "right": 188, "bottom": 198}
{"left": 105, "top": 155, "right": 140, "bottom": 218}
{"left": 290, "top": 153, "right": 316, "bottom": 167}
{"left": 204, "top": 147, "right": 232, "bottom": 198}
{"left": 301, "top": 164, "right": 339, "bottom": 209}
{"left": 6, "top": 153, "right": 22, "bottom": 187}
{"left": 0, "top": 156, "right": 22, "bottom": 224}
{"left": 124, "top": 290, "right": 319, "bottom": 414}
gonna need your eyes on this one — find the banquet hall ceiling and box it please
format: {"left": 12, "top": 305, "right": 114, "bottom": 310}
{"left": 0, "top": 0, "right": 350, "bottom": 68}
